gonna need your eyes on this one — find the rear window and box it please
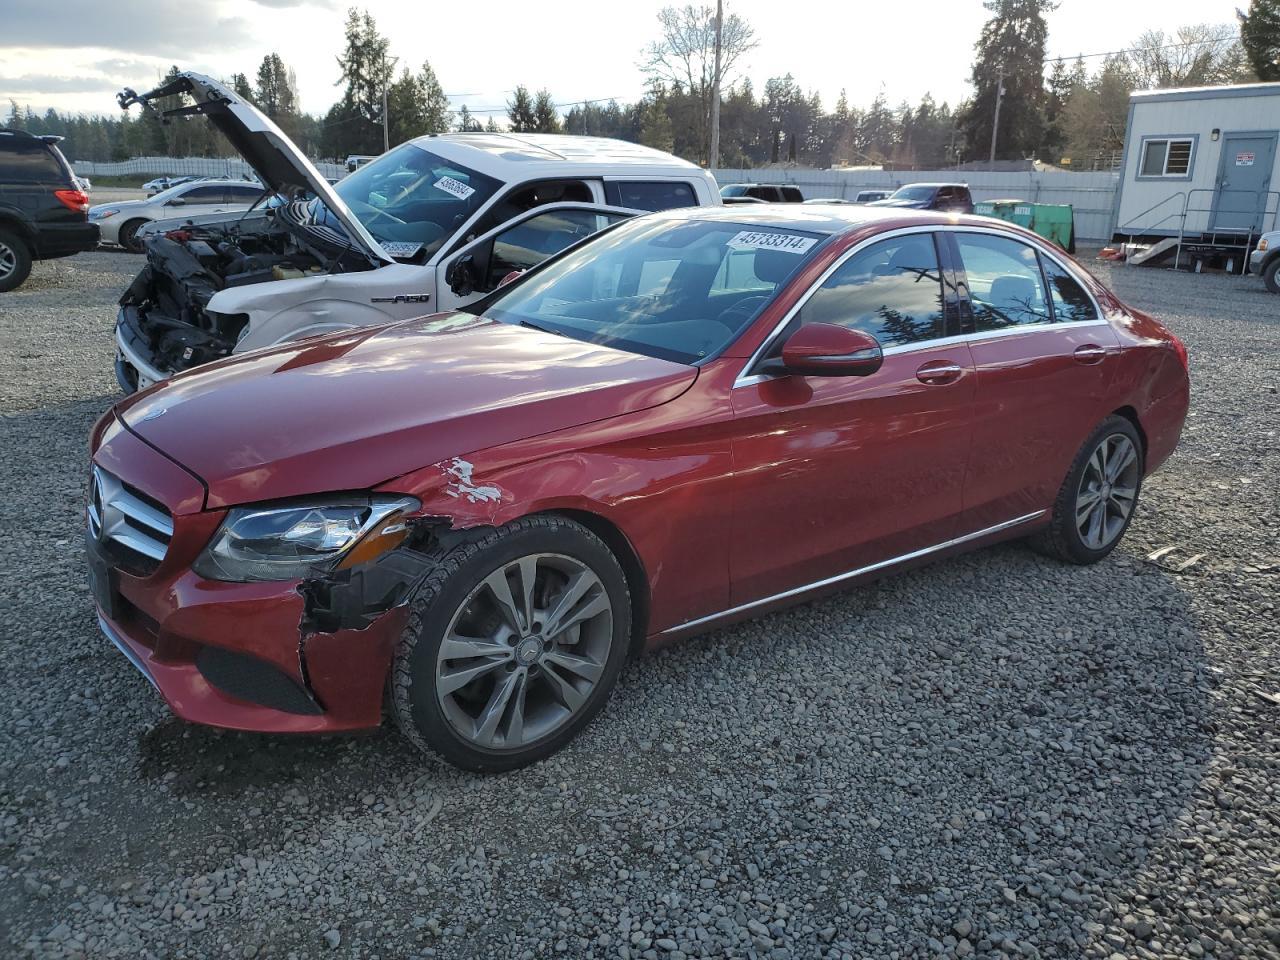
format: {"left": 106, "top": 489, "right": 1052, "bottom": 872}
{"left": 605, "top": 180, "right": 698, "bottom": 212}
{"left": 0, "top": 135, "right": 67, "bottom": 183}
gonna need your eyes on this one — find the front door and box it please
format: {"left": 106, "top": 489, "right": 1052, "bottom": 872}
{"left": 435, "top": 203, "right": 636, "bottom": 312}
{"left": 1211, "top": 133, "right": 1277, "bottom": 232}
{"left": 729, "top": 231, "right": 973, "bottom": 604}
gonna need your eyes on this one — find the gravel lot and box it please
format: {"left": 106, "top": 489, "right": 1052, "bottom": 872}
{"left": 1, "top": 250, "right": 1277, "bottom": 960}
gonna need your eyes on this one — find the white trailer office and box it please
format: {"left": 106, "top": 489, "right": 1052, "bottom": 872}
{"left": 1111, "top": 82, "right": 1280, "bottom": 254}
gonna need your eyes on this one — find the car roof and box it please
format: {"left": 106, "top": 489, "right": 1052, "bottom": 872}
{"left": 408, "top": 133, "right": 708, "bottom": 180}
{"left": 657, "top": 203, "right": 982, "bottom": 235}
{"left": 897, "top": 182, "right": 968, "bottom": 189}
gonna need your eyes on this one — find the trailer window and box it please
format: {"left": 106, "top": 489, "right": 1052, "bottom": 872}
{"left": 1139, "top": 137, "right": 1194, "bottom": 178}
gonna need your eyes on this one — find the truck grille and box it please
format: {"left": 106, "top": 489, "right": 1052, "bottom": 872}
{"left": 88, "top": 467, "right": 173, "bottom": 573}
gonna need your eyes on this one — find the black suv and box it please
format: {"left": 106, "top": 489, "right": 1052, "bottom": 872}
{"left": 867, "top": 183, "right": 974, "bottom": 214}
{"left": 0, "top": 129, "right": 98, "bottom": 291}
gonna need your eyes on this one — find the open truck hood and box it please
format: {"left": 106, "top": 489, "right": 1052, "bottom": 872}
{"left": 118, "top": 72, "right": 391, "bottom": 267}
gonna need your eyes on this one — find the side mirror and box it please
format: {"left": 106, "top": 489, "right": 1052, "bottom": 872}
{"left": 764, "top": 323, "right": 883, "bottom": 378}
{"left": 446, "top": 254, "right": 476, "bottom": 297}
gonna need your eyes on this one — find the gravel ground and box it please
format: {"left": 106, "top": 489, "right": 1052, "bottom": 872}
{"left": 0, "top": 250, "right": 1277, "bottom": 960}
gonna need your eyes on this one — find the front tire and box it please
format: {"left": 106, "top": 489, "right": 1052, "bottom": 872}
{"left": 1263, "top": 257, "right": 1280, "bottom": 294}
{"left": 0, "top": 228, "right": 33, "bottom": 292}
{"left": 391, "top": 515, "right": 632, "bottom": 772}
{"left": 119, "top": 219, "right": 149, "bottom": 254}
{"left": 1031, "top": 415, "right": 1144, "bottom": 565}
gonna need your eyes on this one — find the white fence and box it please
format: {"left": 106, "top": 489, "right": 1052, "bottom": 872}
{"left": 73, "top": 155, "right": 347, "bottom": 181}
{"left": 713, "top": 168, "right": 1121, "bottom": 241}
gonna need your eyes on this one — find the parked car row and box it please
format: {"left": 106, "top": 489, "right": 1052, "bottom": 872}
{"left": 74, "top": 72, "right": 1194, "bottom": 773}
{"left": 718, "top": 181, "right": 974, "bottom": 212}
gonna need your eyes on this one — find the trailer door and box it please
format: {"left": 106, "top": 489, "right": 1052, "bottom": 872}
{"left": 1211, "top": 132, "right": 1277, "bottom": 232}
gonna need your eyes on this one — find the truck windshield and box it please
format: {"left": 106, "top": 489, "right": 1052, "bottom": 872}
{"left": 890, "top": 185, "right": 938, "bottom": 201}
{"left": 321, "top": 143, "right": 502, "bottom": 258}
{"left": 472, "top": 216, "right": 822, "bottom": 365}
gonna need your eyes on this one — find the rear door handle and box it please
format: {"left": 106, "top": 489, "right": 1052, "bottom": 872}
{"left": 1073, "top": 344, "right": 1107, "bottom": 365}
{"left": 916, "top": 360, "right": 964, "bottom": 385}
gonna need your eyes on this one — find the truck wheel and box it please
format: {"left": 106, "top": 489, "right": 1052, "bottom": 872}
{"left": 119, "top": 219, "right": 149, "bottom": 254}
{"left": 1264, "top": 258, "right": 1280, "bottom": 294}
{"left": 0, "top": 229, "right": 33, "bottom": 292}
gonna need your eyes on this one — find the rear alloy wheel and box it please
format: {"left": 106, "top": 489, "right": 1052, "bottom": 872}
{"left": 119, "top": 219, "right": 149, "bottom": 254}
{"left": 0, "top": 229, "right": 33, "bottom": 293}
{"left": 392, "top": 516, "right": 631, "bottom": 771}
{"left": 1031, "top": 415, "right": 1144, "bottom": 564}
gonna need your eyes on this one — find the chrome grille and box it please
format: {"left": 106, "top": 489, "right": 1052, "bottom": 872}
{"left": 89, "top": 467, "right": 173, "bottom": 570}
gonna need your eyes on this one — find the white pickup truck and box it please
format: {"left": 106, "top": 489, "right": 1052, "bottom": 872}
{"left": 1249, "top": 229, "right": 1279, "bottom": 293}
{"left": 113, "top": 72, "right": 720, "bottom": 392}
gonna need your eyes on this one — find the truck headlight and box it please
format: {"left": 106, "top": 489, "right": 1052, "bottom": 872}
{"left": 1258, "top": 238, "right": 1269, "bottom": 252}
{"left": 193, "top": 495, "right": 419, "bottom": 582}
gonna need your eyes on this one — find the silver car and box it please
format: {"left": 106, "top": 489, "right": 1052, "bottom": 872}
{"left": 89, "top": 179, "right": 266, "bottom": 252}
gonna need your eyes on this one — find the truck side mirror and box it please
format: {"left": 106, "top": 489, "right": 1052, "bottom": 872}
{"left": 446, "top": 255, "right": 476, "bottom": 297}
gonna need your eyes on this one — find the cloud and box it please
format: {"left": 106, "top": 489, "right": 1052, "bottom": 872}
{"left": 248, "top": 0, "right": 335, "bottom": 6}
{"left": 0, "top": 74, "right": 114, "bottom": 94}
{"left": 2, "top": 1, "right": 254, "bottom": 56}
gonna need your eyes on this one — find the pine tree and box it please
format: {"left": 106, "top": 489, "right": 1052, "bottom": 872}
{"left": 506, "top": 86, "right": 536, "bottom": 132}
{"left": 532, "top": 89, "right": 560, "bottom": 133}
{"left": 1240, "top": 0, "right": 1280, "bottom": 80}
{"left": 456, "top": 105, "right": 482, "bottom": 132}
{"left": 959, "top": 0, "right": 1055, "bottom": 162}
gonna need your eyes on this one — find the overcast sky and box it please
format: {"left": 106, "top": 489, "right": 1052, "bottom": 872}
{"left": 0, "top": 0, "right": 1248, "bottom": 121}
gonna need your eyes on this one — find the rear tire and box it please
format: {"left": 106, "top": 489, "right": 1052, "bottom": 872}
{"left": 119, "top": 219, "right": 148, "bottom": 254}
{"left": 1031, "top": 415, "right": 1144, "bottom": 565}
{"left": 0, "top": 228, "right": 33, "bottom": 293}
{"left": 391, "top": 515, "right": 632, "bottom": 772}
{"left": 1263, "top": 258, "right": 1280, "bottom": 294}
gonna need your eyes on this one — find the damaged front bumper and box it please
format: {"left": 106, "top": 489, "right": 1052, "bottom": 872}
{"left": 115, "top": 306, "right": 171, "bottom": 394}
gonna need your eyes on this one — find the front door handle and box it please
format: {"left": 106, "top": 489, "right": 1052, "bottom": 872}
{"left": 916, "top": 360, "right": 964, "bottom": 385}
{"left": 1073, "top": 344, "right": 1107, "bottom": 365}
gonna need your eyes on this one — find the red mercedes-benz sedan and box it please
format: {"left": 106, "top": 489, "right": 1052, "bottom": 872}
{"left": 86, "top": 206, "right": 1189, "bottom": 770}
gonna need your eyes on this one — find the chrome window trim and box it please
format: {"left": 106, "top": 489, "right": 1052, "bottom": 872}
{"left": 732, "top": 223, "right": 1106, "bottom": 390}
{"left": 661, "top": 509, "right": 1047, "bottom": 635}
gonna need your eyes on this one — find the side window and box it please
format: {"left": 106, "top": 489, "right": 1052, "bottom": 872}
{"left": 485, "top": 209, "right": 627, "bottom": 290}
{"left": 795, "top": 233, "right": 945, "bottom": 346}
{"left": 179, "top": 185, "right": 226, "bottom": 203}
{"left": 954, "top": 233, "right": 1051, "bottom": 331}
{"left": 604, "top": 181, "right": 697, "bottom": 212}
{"left": 1040, "top": 256, "right": 1098, "bottom": 323}
{"left": 454, "top": 178, "right": 595, "bottom": 249}
{"left": 0, "top": 139, "right": 63, "bottom": 182}
{"left": 228, "top": 185, "right": 265, "bottom": 202}
{"left": 781, "top": 186, "right": 804, "bottom": 202}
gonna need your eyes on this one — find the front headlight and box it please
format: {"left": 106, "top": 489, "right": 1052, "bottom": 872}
{"left": 89, "top": 208, "right": 119, "bottom": 221}
{"left": 1258, "top": 238, "right": 1269, "bottom": 252}
{"left": 193, "top": 495, "right": 419, "bottom": 582}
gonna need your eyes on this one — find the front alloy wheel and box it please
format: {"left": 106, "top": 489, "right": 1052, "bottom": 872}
{"left": 435, "top": 553, "right": 613, "bottom": 750}
{"left": 392, "top": 516, "right": 631, "bottom": 771}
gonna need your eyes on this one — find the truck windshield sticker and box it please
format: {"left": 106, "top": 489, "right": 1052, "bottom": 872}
{"left": 726, "top": 231, "right": 817, "bottom": 255}
{"left": 434, "top": 176, "right": 476, "bottom": 200}
{"left": 381, "top": 241, "right": 424, "bottom": 258}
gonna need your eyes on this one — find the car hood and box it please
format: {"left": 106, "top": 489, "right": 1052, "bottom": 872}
{"left": 117, "top": 71, "right": 391, "bottom": 267}
{"left": 116, "top": 313, "right": 697, "bottom": 509}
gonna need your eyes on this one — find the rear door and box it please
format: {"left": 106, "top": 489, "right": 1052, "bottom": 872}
{"left": 164, "top": 183, "right": 230, "bottom": 219}
{"left": 435, "top": 202, "right": 637, "bottom": 311}
{"left": 949, "top": 228, "right": 1121, "bottom": 530}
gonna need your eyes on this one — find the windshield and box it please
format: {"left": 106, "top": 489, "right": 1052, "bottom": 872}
{"left": 720, "top": 184, "right": 750, "bottom": 197}
{"left": 322, "top": 143, "right": 502, "bottom": 258}
{"left": 890, "top": 185, "right": 938, "bottom": 201}
{"left": 470, "top": 217, "right": 823, "bottom": 364}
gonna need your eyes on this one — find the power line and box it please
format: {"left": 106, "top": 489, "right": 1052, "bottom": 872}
{"left": 1045, "top": 34, "right": 1239, "bottom": 66}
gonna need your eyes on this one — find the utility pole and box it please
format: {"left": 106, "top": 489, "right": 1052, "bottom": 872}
{"left": 988, "top": 65, "right": 1005, "bottom": 165}
{"left": 708, "top": 0, "right": 723, "bottom": 173}
{"left": 381, "top": 54, "right": 399, "bottom": 153}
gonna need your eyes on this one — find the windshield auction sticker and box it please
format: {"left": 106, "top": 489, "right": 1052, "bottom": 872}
{"left": 726, "top": 230, "right": 817, "bottom": 254}
{"left": 434, "top": 176, "right": 476, "bottom": 200}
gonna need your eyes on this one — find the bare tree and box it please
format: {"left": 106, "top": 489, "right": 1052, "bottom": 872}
{"left": 1125, "top": 24, "right": 1253, "bottom": 88}
{"left": 641, "top": 4, "right": 756, "bottom": 163}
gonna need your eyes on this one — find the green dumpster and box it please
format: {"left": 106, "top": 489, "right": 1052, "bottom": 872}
{"left": 973, "top": 199, "right": 1075, "bottom": 253}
